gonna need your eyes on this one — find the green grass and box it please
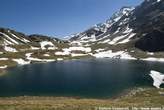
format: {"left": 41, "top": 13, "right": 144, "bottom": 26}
{"left": 0, "top": 88, "right": 163, "bottom": 110}
{"left": 0, "top": 52, "right": 26, "bottom": 59}
{"left": 11, "top": 44, "right": 31, "bottom": 50}
{"left": 128, "top": 48, "right": 164, "bottom": 59}
{"left": 0, "top": 60, "right": 17, "bottom": 67}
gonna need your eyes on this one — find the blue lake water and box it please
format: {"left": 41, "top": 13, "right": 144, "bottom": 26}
{"left": 0, "top": 59, "right": 164, "bottom": 98}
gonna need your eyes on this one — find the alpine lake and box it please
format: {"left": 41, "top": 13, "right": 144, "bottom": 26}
{"left": 0, "top": 58, "right": 163, "bottom": 98}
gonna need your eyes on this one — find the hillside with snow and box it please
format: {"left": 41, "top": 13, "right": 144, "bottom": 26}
{"left": 0, "top": 0, "right": 164, "bottom": 69}
{"left": 70, "top": 0, "right": 164, "bottom": 61}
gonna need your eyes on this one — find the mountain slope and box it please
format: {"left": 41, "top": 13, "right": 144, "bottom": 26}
{"left": 131, "top": 0, "right": 164, "bottom": 51}
{"left": 0, "top": 28, "right": 31, "bottom": 45}
{"left": 0, "top": 28, "right": 68, "bottom": 51}
{"left": 69, "top": 0, "right": 164, "bottom": 60}
{"left": 0, "top": 28, "right": 68, "bottom": 68}
{"left": 70, "top": 6, "right": 135, "bottom": 45}
{"left": 0, "top": 28, "right": 93, "bottom": 69}
{"left": 70, "top": 0, "right": 164, "bottom": 48}
{"left": 0, "top": 0, "right": 164, "bottom": 69}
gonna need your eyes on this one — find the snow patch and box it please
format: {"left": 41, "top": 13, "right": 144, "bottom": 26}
{"left": 31, "top": 46, "right": 40, "bottom": 50}
{"left": 69, "top": 47, "right": 92, "bottom": 53}
{"left": 43, "top": 54, "right": 50, "bottom": 57}
{"left": 26, "top": 53, "right": 55, "bottom": 62}
{"left": 0, "top": 32, "right": 19, "bottom": 45}
{"left": 142, "top": 58, "right": 164, "bottom": 62}
{"left": 4, "top": 46, "right": 17, "bottom": 52}
{"left": 117, "top": 33, "right": 136, "bottom": 44}
{"left": 0, "top": 65, "right": 7, "bottom": 69}
{"left": 157, "top": 0, "right": 161, "bottom": 2}
{"left": 3, "top": 39, "right": 13, "bottom": 45}
{"left": 10, "top": 32, "right": 30, "bottom": 43}
{"left": 71, "top": 53, "right": 88, "bottom": 57}
{"left": 70, "top": 41, "right": 82, "bottom": 46}
{"left": 147, "top": 52, "right": 154, "bottom": 55}
{"left": 55, "top": 47, "right": 91, "bottom": 56}
{"left": 150, "top": 70, "right": 164, "bottom": 88}
{"left": 98, "top": 39, "right": 111, "bottom": 44}
{"left": 80, "top": 34, "right": 96, "bottom": 42}
{"left": 0, "top": 58, "right": 9, "bottom": 61}
{"left": 12, "top": 59, "right": 31, "bottom": 65}
{"left": 93, "top": 50, "right": 136, "bottom": 60}
{"left": 40, "top": 41, "right": 56, "bottom": 50}
{"left": 109, "top": 34, "right": 128, "bottom": 45}
{"left": 57, "top": 58, "right": 63, "bottom": 61}
{"left": 48, "top": 47, "right": 57, "bottom": 50}
{"left": 55, "top": 51, "right": 70, "bottom": 56}
{"left": 95, "top": 48, "right": 105, "bottom": 52}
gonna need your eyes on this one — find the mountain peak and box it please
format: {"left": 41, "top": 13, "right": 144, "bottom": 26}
{"left": 106, "top": 6, "right": 134, "bottom": 24}
{"left": 144, "top": 0, "right": 162, "bottom": 3}
{"left": 120, "top": 6, "right": 134, "bottom": 14}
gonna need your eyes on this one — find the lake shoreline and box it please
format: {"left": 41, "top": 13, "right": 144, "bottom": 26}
{"left": 1, "top": 56, "right": 164, "bottom": 72}
{"left": 0, "top": 69, "right": 8, "bottom": 76}
{"left": 0, "top": 87, "right": 163, "bottom": 110}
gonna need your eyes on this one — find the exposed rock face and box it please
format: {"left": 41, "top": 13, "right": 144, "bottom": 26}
{"left": 135, "top": 30, "right": 164, "bottom": 52}
{"left": 131, "top": 0, "right": 164, "bottom": 52}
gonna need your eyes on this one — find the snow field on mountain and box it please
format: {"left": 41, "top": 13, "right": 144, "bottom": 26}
{"left": 93, "top": 50, "right": 136, "bottom": 60}
{"left": 4, "top": 46, "right": 17, "bottom": 52}
{"left": 40, "top": 41, "right": 57, "bottom": 50}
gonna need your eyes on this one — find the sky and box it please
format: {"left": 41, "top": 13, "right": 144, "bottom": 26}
{"left": 0, "top": 0, "right": 143, "bottom": 38}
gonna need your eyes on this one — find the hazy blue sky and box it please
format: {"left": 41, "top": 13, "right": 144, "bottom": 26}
{"left": 0, "top": 0, "right": 143, "bottom": 38}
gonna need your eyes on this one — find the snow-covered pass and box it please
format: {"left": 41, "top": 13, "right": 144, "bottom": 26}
{"left": 150, "top": 70, "right": 164, "bottom": 88}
